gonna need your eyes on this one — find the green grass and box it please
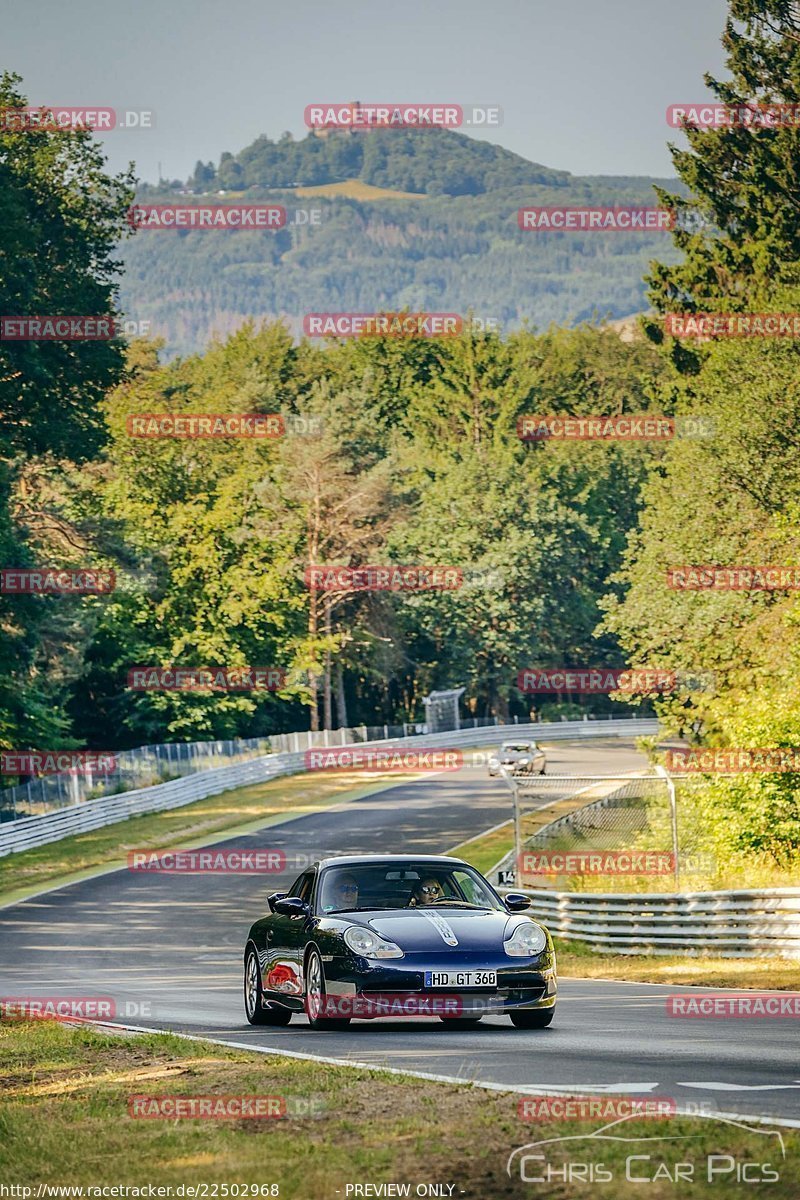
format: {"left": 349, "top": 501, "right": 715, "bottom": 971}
{"left": 553, "top": 939, "right": 800, "bottom": 990}
{"left": 0, "top": 768, "right": 422, "bottom": 905}
{"left": 1, "top": 1020, "right": 798, "bottom": 1198}
{"left": 449, "top": 821, "right": 513, "bottom": 875}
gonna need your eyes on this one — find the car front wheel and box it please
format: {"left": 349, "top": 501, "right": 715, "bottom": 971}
{"left": 305, "top": 947, "right": 351, "bottom": 1030}
{"left": 244, "top": 948, "right": 292, "bottom": 1026}
{"left": 510, "top": 1007, "right": 554, "bottom": 1029}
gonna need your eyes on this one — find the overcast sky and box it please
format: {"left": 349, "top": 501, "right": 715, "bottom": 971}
{"left": 5, "top": 0, "right": 729, "bottom": 183}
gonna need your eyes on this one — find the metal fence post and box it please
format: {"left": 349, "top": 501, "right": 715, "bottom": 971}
{"left": 500, "top": 766, "right": 521, "bottom": 887}
{"left": 655, "top": 763, "right": 680, "bottom": 892}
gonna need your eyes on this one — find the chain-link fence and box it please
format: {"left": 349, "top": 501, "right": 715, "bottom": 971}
{"left": 493, "top": 772, "right": 719, "bottom": 894}
{"left": 0, "top": 737, "right": 272, "bottom": 823}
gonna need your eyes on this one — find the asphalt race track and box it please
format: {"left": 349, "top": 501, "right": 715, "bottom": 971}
{"left": 1, "top": 739, "right": 798, "bottom": 1125}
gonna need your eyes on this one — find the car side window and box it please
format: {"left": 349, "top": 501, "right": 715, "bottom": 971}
{"left": 296, "top": 872, "right": 314, "bottom": 903}
{"left": 286, "top": 872, "right": 308, "bottom": 899}
{"left": 453, "top": 869, "right": 494, "bottom": 907}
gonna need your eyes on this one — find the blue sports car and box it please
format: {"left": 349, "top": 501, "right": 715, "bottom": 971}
{"left": 243, "top": 854, "right": 557, "bottom": 1030}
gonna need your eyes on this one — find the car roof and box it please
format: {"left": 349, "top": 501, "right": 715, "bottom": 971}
{"left": 315, "top": 853, "right": 468, "bottom": 870}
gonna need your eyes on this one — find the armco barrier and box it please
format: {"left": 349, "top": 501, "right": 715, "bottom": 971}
{"left": 520, "top": 888, "right": 800, "bottom": 959}
{"left": 0, "top": 718, "right": 657, "bottom": 858}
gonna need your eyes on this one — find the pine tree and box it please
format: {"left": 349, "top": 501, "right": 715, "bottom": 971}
{"left": 647, "top": 1, "right": 800, "bottom": 330}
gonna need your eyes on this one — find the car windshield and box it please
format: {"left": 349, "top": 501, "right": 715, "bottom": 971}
{"left": 503, "top": 744, "right": 532, "bottom": 753}
{"left": 318, "top": 863, "right": 504, "bottom": 914}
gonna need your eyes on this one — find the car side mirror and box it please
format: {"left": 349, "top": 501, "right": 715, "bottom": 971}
{"left": 504, "top": 892, "right": 531, "bottom": 912}
{"left": 267, "top": 891, "right": 288, "bottom": 913}
{"left": 274, "top": 896, "right": 309, "bottom": 918}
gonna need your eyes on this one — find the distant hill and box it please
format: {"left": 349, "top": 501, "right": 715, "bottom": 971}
{"left": 121, "top": 129, "right": 682, "bottom": 357}
{"left": 143, "top": 126, "right": 572, "bottom": 198}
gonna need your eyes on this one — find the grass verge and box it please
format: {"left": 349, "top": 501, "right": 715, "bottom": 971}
{"left": 449, "top": 820, "right": 513, "bottom": 876}
{"left": 0, "top": 768, "right": 423, "bottom": 905}
{"left": 553, "top": 940, "right": 800, "bottom": 990}
{"left": 1, "top": 1020, "right": 797, "bottom": 1199}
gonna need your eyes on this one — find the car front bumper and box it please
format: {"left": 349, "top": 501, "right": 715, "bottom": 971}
{"left": 318, "top": 952, "right": 557, "bottom": 1018}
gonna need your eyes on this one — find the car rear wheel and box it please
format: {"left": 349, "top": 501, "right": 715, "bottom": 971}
{"left": 244, "top": 948, "right": 292, "bottom": 1026}
{"left": 305, "top": 947, "right": 351, "bottom": 1030}
{"left": 510, "top": 1007, "right": 554, "bottom": 1029}
{"left": 439, "top": 1016, "right": 483, "bottom": 1027}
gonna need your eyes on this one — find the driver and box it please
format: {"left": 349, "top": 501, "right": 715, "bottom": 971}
{"left": 326, "top": 873, "right": 359, "bottom": 912}
{"left": 413, "top": 876, "right": 444, "bottom": 906}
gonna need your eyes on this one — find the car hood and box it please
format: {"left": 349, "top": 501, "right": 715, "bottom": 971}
{"left": 348, "top": 908, "right": 531, "bottom": 952}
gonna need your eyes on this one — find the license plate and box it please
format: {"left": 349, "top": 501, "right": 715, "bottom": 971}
{"left": 424, "top": 970, "right": 496, "bottom": 988}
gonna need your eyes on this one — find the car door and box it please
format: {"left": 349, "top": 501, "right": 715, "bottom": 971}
{"left": 262, "top": 869, "right": 315, "bottom": 1000}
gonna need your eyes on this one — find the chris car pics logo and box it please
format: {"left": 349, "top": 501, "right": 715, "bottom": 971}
{"left": 507, "top": 1113, "right": 785, "bottom": 1185}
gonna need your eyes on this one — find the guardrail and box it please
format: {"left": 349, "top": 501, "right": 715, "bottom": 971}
{"left": 0, "top": 717, "right": 657, "bottom": 858}
{"left": 518, "top": 888, "right": 800, "bottom": 959}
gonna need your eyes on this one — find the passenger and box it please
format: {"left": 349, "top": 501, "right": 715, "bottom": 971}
{"left": 412, "top": 876, "right": 444, "bottom": 906}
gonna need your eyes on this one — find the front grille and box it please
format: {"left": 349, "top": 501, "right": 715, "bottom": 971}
{"left": 361, "top": 973, "right": 425, "bottom": 992}
{"left": 497, "top": 971, "right": 547, "bottom": 990}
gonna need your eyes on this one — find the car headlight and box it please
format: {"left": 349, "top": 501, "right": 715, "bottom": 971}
{"left": 344, "top": 926, "right": 404, "bottom": 959}
{"left": 504, "top": 922, "right": 547, "bottom": 957}
{"left": 518, "top": 757, "right": 530, "bottom": 764}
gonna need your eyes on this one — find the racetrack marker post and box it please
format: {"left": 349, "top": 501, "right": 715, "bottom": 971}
{"left": 500, "top": 764, "right": 522, "bottom": 887}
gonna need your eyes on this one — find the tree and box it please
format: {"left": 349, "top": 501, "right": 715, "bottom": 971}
{"left": 275, "top": 377, "right": 396, "bottom": 730}
{"left": 647, "top": 1, "right": 800, "bottom": 336}
{"left": 0, "top": 72, "right": 134, "bottom": 762}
